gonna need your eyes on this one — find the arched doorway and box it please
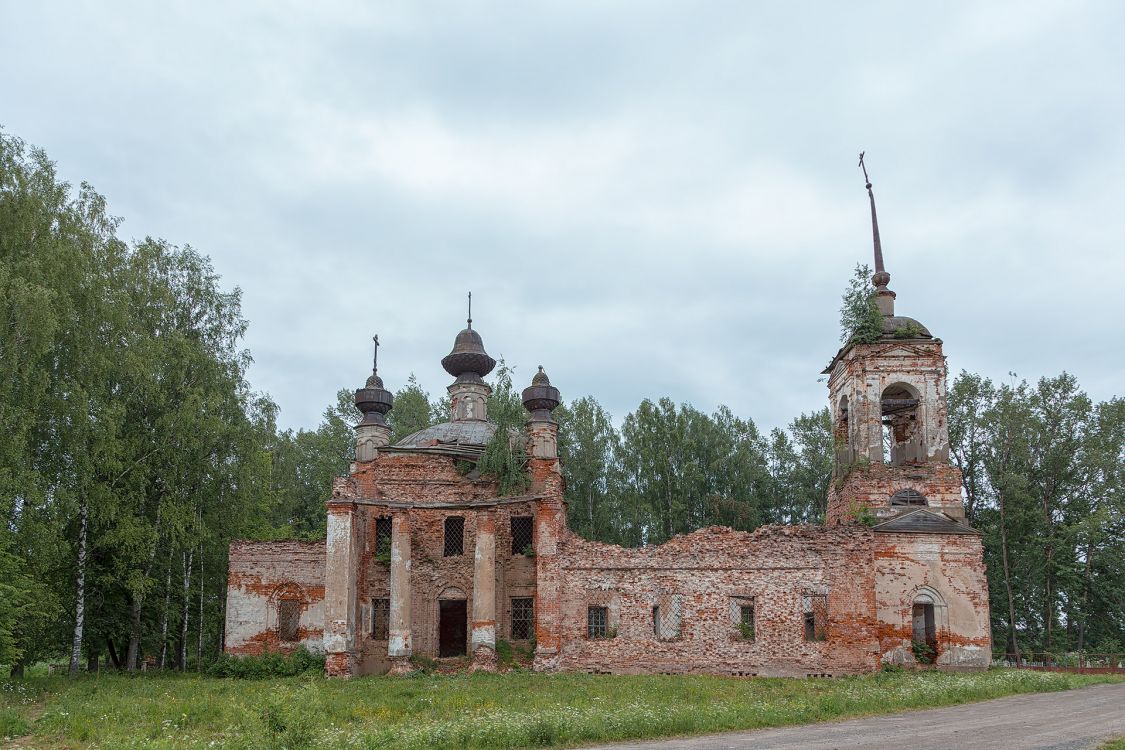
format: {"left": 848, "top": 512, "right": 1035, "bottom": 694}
{"left": 912, "top": 590, "right": 940, "bottom": 663}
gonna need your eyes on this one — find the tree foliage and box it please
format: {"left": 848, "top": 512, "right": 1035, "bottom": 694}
{"left": 839, "top": 263, "right": 884, "bottom": 344}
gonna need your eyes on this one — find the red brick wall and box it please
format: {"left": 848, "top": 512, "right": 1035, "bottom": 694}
{"left": 550, "top": 525, "right": 880, "bottom": 676}
{"left": 827, "top": 462, "right": 966, "bottom": 524}
{"left": 874, "top": 532, "right": 992, "bottom": 667}
{"left": 225, "top": 540, "right": 326, "bottom": 656}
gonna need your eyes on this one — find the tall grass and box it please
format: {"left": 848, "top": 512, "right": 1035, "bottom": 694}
{"left": 2, "top": 668, "right": 1120, "bottom": 749}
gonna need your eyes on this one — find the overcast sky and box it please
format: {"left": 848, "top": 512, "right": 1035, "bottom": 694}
{"left": 3, "top": 1, "right": 1123, "bottom": 432}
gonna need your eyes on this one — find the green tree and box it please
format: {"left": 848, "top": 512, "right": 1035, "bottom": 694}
{"left": 839, "top": 263, "right": 884, "bottom": 344}
{"left": 388, "top": 374, "right": 443, "bottom": 443}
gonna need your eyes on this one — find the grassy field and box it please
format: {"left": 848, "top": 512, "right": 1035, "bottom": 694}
{"left": 2, "top": 668, "right": 1121, "bottom": 749}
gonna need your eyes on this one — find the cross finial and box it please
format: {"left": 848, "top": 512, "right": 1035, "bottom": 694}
{"left": 372, "top": 334, "right": 379, "bottom": 374}
{"left": 467, "top": 291, "right": 473, "bottom": 329}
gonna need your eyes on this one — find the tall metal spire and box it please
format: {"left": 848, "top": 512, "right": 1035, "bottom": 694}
{"left": 467, "top": 291, "right": 473, "bottom": 330}
{"left": 372, "top": 334, "right": 380, "bottom": 375}
{"left": 859, "top": 151, "right": 895, "bottom": 315}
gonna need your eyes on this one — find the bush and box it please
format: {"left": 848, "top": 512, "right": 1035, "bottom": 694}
{"left": 206, "top": 647, "right": 324, "bottom": 679}
{"left": 912, "top": 640, "right": 936, "bottom": 665}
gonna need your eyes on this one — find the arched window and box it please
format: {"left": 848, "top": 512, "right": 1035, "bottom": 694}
{"left": 881, "top": 382, "right": 922, "bottom": 465}
{"left": 890, "top": 488, "right": 928, "bottom": 507}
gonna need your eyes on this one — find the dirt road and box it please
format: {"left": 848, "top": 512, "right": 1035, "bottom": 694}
{"left": 583, "top": 683, "right": 1124, "bottom": 750}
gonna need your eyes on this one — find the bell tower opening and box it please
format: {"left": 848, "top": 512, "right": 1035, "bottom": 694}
{"left": 880, "top": 382, "right": 921, "bottom": 465}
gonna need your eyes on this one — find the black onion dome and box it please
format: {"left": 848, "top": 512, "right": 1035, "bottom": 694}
{"left": 356, "top": 373, "right": 393, "bottom": 427}
{"left": 522, "top": 366, "right": 561, "bottom": 418}
{"left": 441, "top": 327, "right": 496, "bottom": 379}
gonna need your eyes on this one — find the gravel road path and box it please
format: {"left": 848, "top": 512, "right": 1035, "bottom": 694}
{"left": 581, "top": 682, "right": 1124, "bottom": 750}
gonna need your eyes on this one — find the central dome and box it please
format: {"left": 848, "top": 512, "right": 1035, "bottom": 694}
{"left": 441, "top": 327, "right": 496, "bottom": 379}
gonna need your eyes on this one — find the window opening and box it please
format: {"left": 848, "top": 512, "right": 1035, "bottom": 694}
{"left": 803, "top": 595, "right": 828, "bottom": 641}
{"left": 511, "top": 516, "right": 534, "bottom": 555}
{"left": 587, "top": 606, "right": 608, "bottom": 639}
{"left": 444, "top": 516, "right": 465, "bottom": 557}
{"left": 510, "top": 597, "right": 534, "bottom": 640}
{"left": 881, "top": 383, "right": 921, "bottom": 465}
{"left": 890, "top": 489, "right": 928, "bottom": 507}
{"left": 652, "top": 606, "right": 660, "bottom": 636}
{"left": 655, "top": 596, "right": 682, "bottom": 640}
{"left": 278, "top": 599, "right": 301, "bottom": 642}
{"left": 374, "top": 517, "right": 392, "bottom": 557}
{"left": 739, "top": 602, "right": 756, "bottom": 640}
{"left": 371, "top": 598, "right": 389, "bottom": 640}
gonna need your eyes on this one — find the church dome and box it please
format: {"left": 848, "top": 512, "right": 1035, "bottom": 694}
{"left": 881, "top": 315, "right": 932, "bottom": 338}
{"left": 394, "top": 420, "right": 496, "bottom": 449}
{"left": 441, "top": 326, "right": 496, "bottom": 380}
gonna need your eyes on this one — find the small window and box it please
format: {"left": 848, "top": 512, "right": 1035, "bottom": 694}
{"left": 890, "top": 489, "right": 927, "bottom": 507}
{"left": 444, "top": 516, "right": 464, "bottom": 557}
{"left": 587, "top": 606, "right": 608, "bottom": 639}
{"left": 511, "top": 516, "right": 534, "bottom": 555}
{"left": 278, "top": 599, "right": 301, "bottom": 642}
{"left": 375, "top": 517, "right": 393, "bottom": 556}
{"left": 803, "top": 595, "right": 828, "bottom": 642}
{"left": 654, "top": 596, "right": 682, "bottom": 640}
{"left": 372, "top": 598, "right": 390, "bottom": 640}
{"left": 739, "top": 603, "right": 756, "bottom": 640}
{"left": 511, "top": 597, "right": 534, "bottom": 640}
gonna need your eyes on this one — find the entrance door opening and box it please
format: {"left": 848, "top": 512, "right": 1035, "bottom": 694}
{"left": 912, "top": 601, "right": 937, "bottom": 663}
{"left": 439, "top": 599, "right": 467, "bottom": 657}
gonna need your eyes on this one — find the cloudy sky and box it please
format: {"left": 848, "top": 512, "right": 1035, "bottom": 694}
{"left": 4, "top": 1, "right": 1123, "bottom": 431}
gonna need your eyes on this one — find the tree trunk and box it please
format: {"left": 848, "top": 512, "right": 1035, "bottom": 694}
{"left": 1077, "top": 542, "right": 1092, "bottom": 654}
{"left": 68, "top": 495, "right": 90, "bottom": 676}
{"left": 158, "top": 545, "right": 174, "bottom": 668}
{"left": 10, "top": 663, "right": 25, "bottom": 678}
{"left": 87, "top": 649, "right": 99, "bottom": 673}
{"left": 126, "top": 593, "right": 144, "bottom": 672}
{"left": 997, "top": 487, "right": 1021, "bottom": 665}
{"left": 178, "top": 547, "right": 193, "bottom": 671}
{"left": 197, "top": 541, "right": 204, "bottom": 670}
{"left": 106, "top": 638, "right": 123, "bottom": 669}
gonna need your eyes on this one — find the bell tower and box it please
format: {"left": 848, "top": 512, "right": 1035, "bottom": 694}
{"left": 825, "top": 155, "right": 964, "bottom": 524}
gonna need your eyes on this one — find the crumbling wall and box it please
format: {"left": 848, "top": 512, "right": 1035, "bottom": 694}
{"left": 827, "top": 462, "right": 966, "bottom": 523}
{"left": 225, "top": 540, "right": 326, "bottom": 656}
{"left": 874, "top": 532, "right": 991, "bottom": 668}
{"left": 551, "top": 525, "right": 880, "bottom": 676}
{"left": 336, "top": 452, "right": 539, "bottom": 675}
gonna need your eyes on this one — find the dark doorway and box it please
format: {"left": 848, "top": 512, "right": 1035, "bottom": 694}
{"left": 439, "top": 600, "right": 467, "bottom": 657}
{"left": 912, "top": 602, "right": 937, "bottom": 662}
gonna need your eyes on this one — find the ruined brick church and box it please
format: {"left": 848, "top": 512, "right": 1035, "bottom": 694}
{"left": 224, "top": 173, "right": 992, "bottom": 677}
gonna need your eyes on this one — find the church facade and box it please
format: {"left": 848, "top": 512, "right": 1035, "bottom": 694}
{"left": 223, "top": 186, "right": 992, "bottom": 677}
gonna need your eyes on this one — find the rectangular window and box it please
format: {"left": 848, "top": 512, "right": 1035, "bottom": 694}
{"left": 510, "top": 597, "right": 534, "bottom": 640}
{"left": 803, "top": 595, "right": 828, "bottom": 641}
{"left": 587, "top": 606, "right": 608, "bottom": 639}
{"left": 374, "top": 517, "right": 392, "bottom": 557}
{"left": 278, "top": 600, "right": 301, "bottom": 642}
{"left": 444, "top": 516, "right": 464, "bottom": 557}
{"left": 655, "top": 596, "right": 682, "bottom": 640}
{"left": 372, "top": 598, "right": 390, "bottom": 640}
{"left": 739, "top": 603, "right": 756, "bottom": 640}
{"left": 511, "top": 515, "right": 534, "bottom": 555}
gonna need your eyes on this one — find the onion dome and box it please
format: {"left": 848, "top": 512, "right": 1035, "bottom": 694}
{"left": 355, "top": 335, "right": 393, "bottom": 427}
{"left": 440, "top": 296, "right": 496, "bottom": 383}
{"left": 522, "top": 366, "right": 561, "bottom": 421}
